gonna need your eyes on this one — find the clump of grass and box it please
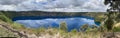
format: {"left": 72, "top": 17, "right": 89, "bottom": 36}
{"left": 46, "top": 28, "right": 59, "bottom": 35}
{"left": 71, "top": 29, "right": 78, "bottom": 33}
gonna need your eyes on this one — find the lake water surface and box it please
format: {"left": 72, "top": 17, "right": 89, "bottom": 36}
{"left": 13, "top": 16, "right": 100, "bottom": 31}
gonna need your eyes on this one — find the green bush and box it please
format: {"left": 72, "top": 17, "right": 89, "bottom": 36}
{"left": 71, "top": 29, "right": 78, "bottom": 34}
{"left": 59, "top": 21, "right": 67, "bottom": 32}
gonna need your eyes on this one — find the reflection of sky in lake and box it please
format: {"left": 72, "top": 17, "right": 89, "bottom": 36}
{"left": 15, "top": 17, "right": 98, "bottom": 31}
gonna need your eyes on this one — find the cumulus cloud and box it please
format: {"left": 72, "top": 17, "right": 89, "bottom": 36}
{"left": 0, "top": 0, "right": 108, "bottom": 12}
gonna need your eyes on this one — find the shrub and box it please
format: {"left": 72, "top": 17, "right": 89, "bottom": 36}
{"left": 71, "top": 29, "right": 78, "bottom": 34}
{"left": 59, "top": 21, "right": 67, "bottom": 32}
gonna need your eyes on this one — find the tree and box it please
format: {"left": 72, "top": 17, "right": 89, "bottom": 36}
{"left": 104, "top": 0, "right": 120, "bottom": 31}
{"left": 104, "top": 0, "right": 120, "bottom": 12}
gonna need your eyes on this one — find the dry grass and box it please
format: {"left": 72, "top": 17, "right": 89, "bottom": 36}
{"left": 30, "top": 29, "right": 102, "bottom": 38}
{"left": 0, "top": 26, "right": 20, "bottom": 37}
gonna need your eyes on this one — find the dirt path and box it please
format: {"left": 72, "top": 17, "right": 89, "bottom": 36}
{"left": 0, "top": 22, "right": 29, "bottom": 38}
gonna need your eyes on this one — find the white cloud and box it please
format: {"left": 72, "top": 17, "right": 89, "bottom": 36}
{"left": 0, "top": 5, "right": 16, "bottom": 11}
{"left": 0, "top": 0, "right": 27, "bottom": 5}
{"left": 0, "top": 0, "right": 108, "bottom": 12}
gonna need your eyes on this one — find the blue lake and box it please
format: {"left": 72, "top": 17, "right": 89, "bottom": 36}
{"left": 13, "top": 16, "right": 100, "bottom": 32}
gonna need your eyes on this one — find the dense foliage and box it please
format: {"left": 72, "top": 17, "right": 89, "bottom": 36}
{"left": 104, "top": 0, "right": 120, "bottom": 31}
{"left": 104, "top": 0, "right": 120, "bottom": 12}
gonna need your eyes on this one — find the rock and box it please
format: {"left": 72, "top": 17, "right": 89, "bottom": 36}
{"left": 101, "top": 32, "right": 120, "bottom": 38}
{"left": 80, "top": 24, "right": 89, "bottom": 31}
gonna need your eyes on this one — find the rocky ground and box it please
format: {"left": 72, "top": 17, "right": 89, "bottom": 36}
{"left": 102, "top": 32, "right": 120, "bottom": 38}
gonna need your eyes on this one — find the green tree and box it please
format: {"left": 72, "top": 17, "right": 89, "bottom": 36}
{"left": 104, "top": 0, "right": 120, "bottom": 12}
{"left": 104, "top": 0, "right": 120, "bottom": 31}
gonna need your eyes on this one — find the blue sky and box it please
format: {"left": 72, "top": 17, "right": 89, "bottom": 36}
{"left": 0, "top": 0, "right": 108, "bottom": 12}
